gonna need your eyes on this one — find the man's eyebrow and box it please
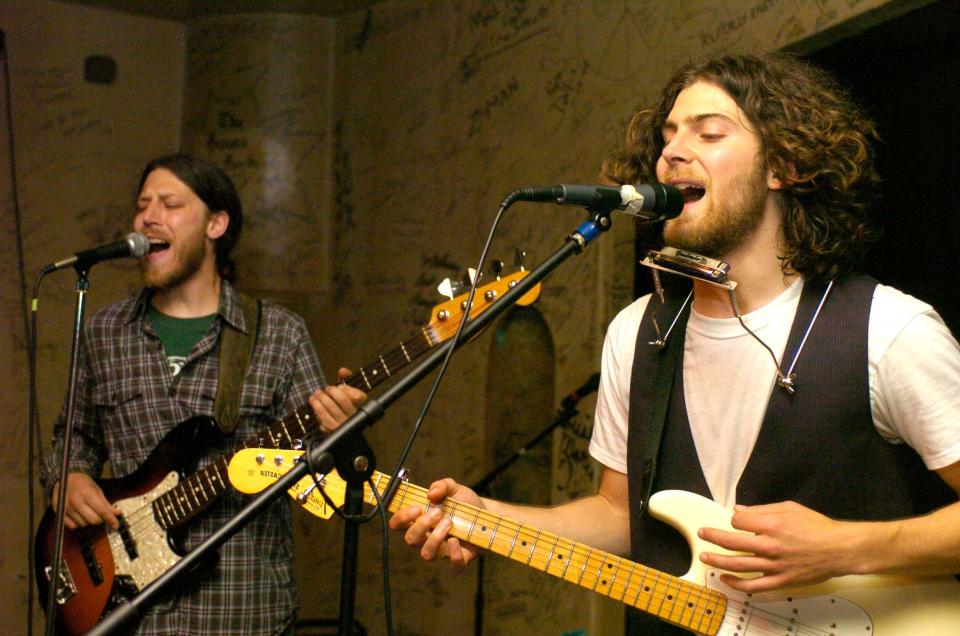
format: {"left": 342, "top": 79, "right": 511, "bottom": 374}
{"left": 662, "top": 112, "right": 739, "bottom": 130}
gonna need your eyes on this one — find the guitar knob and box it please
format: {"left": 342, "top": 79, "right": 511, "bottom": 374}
{"left": 274, "top": 455, "right": 284, "bottom": 466}
{"left": 514, "top": 248, "right": 527, "bottom": 271}
{"left": 255, "top": 454, "right": 265, "bottom": 465}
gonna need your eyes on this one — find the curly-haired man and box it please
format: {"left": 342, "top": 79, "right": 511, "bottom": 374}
{"left": 390, "top": 54, "right": 960, "bottom": 635}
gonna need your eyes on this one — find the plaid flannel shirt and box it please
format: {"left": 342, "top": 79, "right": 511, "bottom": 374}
{"left": 41, "top": 281, "right": 326, "bottom": 635}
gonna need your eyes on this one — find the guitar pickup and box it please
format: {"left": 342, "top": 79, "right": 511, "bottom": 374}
{"left": 44, "top": 561, "right": 77, "bottom": 605}
{"left": 117, "top": 514, "right": 138, "bottom": 560}
{"left": 81, "top": 540, "right": 104, "bottom": 585}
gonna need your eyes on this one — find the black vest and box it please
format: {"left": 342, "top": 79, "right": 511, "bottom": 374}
{"left": 625, "top": 275, "right": 956, "bottom": 636}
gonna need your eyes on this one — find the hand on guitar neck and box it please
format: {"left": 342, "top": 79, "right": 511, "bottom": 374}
{"left": 389, "top": 478, "right": 484, "bottom": 573}
{"left": 308, "top": 366, "right": 367, "bottom": 434}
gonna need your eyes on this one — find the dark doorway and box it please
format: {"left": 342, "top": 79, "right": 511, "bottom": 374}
{"left": 804, "top": 0, "right": 960, "bottom": 334}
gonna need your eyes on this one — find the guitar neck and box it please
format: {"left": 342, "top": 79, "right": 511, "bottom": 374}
{"left": 342, "top": 326, "right": 439, "bottom": 392}
{"left": 365, "top": 471, "right": 727, "bottom": 636}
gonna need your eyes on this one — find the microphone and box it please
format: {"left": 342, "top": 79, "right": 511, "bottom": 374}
{"left": 560, "top": 372, "right": 602, "bottom": 411}
{"left": 43, "top": 232, "right": 151, "bottom": 273}
{"left": 511, "top": 183, "right": 684, "bottom": 221}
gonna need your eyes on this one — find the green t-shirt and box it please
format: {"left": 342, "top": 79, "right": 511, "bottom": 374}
{"left": 147, "top": 305, "right": 216, "bottom": 376}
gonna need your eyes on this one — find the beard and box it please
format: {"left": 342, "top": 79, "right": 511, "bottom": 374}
{"left": 140, "top": 228, "right": 207, "bottom": 291}
{"left": 663, "top": 161, "right": 768, "bottom": 260}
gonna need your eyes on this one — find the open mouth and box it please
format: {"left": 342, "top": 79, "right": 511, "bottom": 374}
{"left": 676, "top": 184, "right": 705, "bottom": 204}
{"left": 148, "top": 239, "right": 171, "bottom": 254}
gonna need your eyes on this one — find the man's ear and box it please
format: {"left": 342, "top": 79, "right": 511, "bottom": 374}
{"left": 768, "top": 161, "right": 797, "bottom": 191}
{"left": 207, "top": 210, "right": 229, "bottom": 240}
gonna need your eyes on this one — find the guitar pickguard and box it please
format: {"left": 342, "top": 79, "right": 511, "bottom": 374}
{"left": 704, "top": 569, "right": 872, "bottom": 635}
{"left": 109, "top": 471, "right": 182, "bottom": 590}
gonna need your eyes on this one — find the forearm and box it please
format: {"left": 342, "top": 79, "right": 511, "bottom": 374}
{"left": 849, "top": 501, "right": 960, "bottom": 576}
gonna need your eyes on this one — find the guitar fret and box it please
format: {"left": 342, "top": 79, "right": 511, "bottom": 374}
{"left": 618, "top": 561, "right": 636, "bottom": 602}
{"left": 649, "top": 570, "right": 668, "bottom": 617}
{"left": 194, "top": 473, "right": 210, "bottom": 500}
{"left": 378, "top": 355, "right": 391, "bottom": 376}
{"left": 154, "top": 499, "right": 171, "bottom": 528}
{"left": 162, "top": 496, "right": 180, "bottom": 525}
{"left": 278, "top": 419, "right": 294, "bottom": 446}
{"left": 457, "top": 500, "right": 480, "bottom": 540}
{"left": 607, "top": 555, "right": 623, "bottom": 598}
{"left": 556, "top": 538, "right": 574, "bottom": 580}
{"left": 178, "top": 490, "right": 193, "bottom": 516}
{"left": 485, "top": 513, "right": 502, "bottom": 550}
{"left": 292, "top": 410, "right": 309, "bottom": 436}
{"left": 184, "top": 478, "right": 202, "bottom": 509}
{"left": 576, "top": 544, "right": 592, "bottom": 586}
{"left": 542, "top": 534, "right": 561, "bottom": 573}
{"left": 421, "top": 326, "right": 435, "bottom": 347}
{"left": 214, "top": 458, "right": 229, "bottom": 490}
{"left": 358, "top": 367, "right": 372, "bottom": 390}
{"left": 169, "top": 490, "right": 187, "bottom": 521}
{"left": 525, "top": 528, "right": 542, "bottom": 565}
{"left": 399, "top": 343, "right": 412, "bottom": 362}
{"left": 506, "top": 522, "right": 521, "bottom": 558}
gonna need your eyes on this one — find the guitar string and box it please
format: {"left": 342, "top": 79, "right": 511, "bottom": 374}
{"left": 61, "top": 302, "right": 489, "bottom": 568}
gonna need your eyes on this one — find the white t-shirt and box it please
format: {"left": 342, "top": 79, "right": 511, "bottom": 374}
{"left": 588, "top": 279, "right": 960, "bottom": 508}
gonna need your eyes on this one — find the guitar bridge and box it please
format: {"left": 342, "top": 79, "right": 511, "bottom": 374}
{"left": 44, "top": 561, "right": 77, "bottom": 605}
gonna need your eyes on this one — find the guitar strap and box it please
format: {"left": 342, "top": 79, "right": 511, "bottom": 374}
{"left": 214, "top": 292, "right": 261, "bottom": 434}
{"left": 630, "top": 288, "right": 690, "bottom": 513}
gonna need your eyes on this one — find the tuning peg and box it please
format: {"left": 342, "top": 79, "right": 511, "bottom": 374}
{"left": 437, "top": 277, "right": 464, "bottom": 300}
{"left": 514, "top": 249, "right": 527, "bottom": 271}
{"left": 462, "top": 268, "right": 479, "bottom": 288}
{"left": 490, "top": 260, "right": 504, "bottom": 278}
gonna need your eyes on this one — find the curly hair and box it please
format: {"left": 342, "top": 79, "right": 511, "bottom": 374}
{"left": 602, "top": 53, "right": 880, "bottom": 281}
{"left": 137, "top": 153, "right": 243, "bottom": 284}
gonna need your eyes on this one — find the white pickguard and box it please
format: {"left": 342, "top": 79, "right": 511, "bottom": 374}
{"left": 650, "top": 490, "right": 960, "bottom": 635}
{"left": 109, "top": 471, "right": 182, "bottom": 590}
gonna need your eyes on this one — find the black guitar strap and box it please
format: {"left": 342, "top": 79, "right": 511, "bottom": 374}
{"left": 629, "top": 289, "right": 690, "bottom": 513}
{"left": 214, "top": 293, "right": 261, "bottom": 434}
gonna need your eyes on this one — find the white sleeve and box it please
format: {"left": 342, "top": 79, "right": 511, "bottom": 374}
{"left": 588, "top": 296, "right": 651, "bottom": 474}
{"left": 870, "top": 285, "right": 960, "bottom": 470}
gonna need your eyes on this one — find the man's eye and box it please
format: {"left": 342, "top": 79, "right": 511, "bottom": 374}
{"left": 701, "top": 134, "right": 724, "bottom": 141}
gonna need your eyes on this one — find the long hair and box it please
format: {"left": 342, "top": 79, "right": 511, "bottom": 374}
{"left": 137, "top": 153, "right": 243, "bottom": 283}
{"left": 602, "top": 53, "right": 880, "bottom": 281}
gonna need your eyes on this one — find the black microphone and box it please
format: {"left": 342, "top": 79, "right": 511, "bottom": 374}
{"left": 43, "top": 232, "right": 151, "bottom": 274}
{"left": 560, "top": 371, "right": 602, "bottom": 411}
{"left": 511, "top": 183, "right": 684, "bottom": 221}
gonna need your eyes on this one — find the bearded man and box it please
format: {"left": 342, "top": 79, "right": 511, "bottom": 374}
{"left": 389, "top": 54, "right": 960, "bottom": 635}
{"left": 41, "top": 153, "right": 365, "bottom": 635}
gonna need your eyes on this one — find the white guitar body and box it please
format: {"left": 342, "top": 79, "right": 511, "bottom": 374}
{"left": 651, "top": 490, "right": 960, "bottom": 634}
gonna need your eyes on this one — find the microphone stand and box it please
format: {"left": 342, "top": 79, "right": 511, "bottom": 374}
{"left": 85, "top": 209, "right": 615, "bottom": 636}
{"left": 470, "top": 373, "right": 599, "bottom": 636}
{"left": 44, "top": 264, "right": 92, "bottom": 636}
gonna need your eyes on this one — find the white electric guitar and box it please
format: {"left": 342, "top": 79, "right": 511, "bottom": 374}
{"left": 229, "top": 448, "right": 960, "bottom": 635}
